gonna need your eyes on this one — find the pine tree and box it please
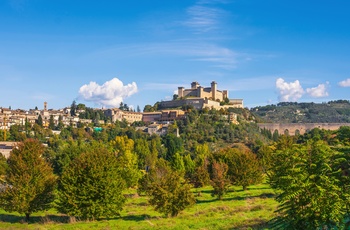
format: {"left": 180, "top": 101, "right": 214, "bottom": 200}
{"left": 0, "top": 139, "right": 56, "bottom": 222}
{"left": 49, "top": 115, "right": 55, "bottom": 130}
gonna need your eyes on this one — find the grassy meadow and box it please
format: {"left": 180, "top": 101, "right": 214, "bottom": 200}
{"left": 0, "top": 183, "right": 278, "bottom": 230}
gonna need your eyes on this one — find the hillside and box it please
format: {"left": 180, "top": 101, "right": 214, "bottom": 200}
{"left": 250, "top": 100, "right": 350, "bottom": 123}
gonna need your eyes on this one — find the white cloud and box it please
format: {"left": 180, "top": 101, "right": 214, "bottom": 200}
{"left": 275, "top": 78, "right": 304, "bottom": 102}
{"left": 306, "top": 82, "right": 329, "bottom": 98}
{"left": 338, "top": 78, "right": 350, "bottom": 87}
{"left": 78, "top": 78, "right": 138, "bottom": 107}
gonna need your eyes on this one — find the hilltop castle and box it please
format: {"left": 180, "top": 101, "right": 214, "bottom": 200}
{"left": 178, "top": 81, "right": 228, "bottom": 102}
{"left": 160, "top": 81, "right": 243, "bottom": 110}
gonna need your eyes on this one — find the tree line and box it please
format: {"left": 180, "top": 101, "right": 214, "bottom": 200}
{"left": 0, "top": 107, "right": 349, "bottom": 229}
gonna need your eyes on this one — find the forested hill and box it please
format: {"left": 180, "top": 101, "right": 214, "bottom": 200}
{"left": 250, "top": 100, "right": 350, "bottom": 123}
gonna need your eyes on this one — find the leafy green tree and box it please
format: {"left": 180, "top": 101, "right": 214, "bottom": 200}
{"left": 9, "top": 124, "right": 26, "bottom": 141}
{"left": 190, "top": 144, "right": 211, "bottom": 188}
{"left": 0, "top": 139, "right": 56, "bottom": 222}
{"left": 269, "top": 141, "right": 348, "bottom": 229}
{"left": 162, "top": 134, "right": 183, "bottom": 161}
{"left": 0, "top": 153, "right": 7, "bottom": 181}
{"left": 337, "top": 126, "right": 350, "bottom": 144}
{"left": 143, "top": 104, "right": 154, "bottom": 112}
{"left": 218, "top": 147, "right": 263, "bottom": 190}
{"left": 147, "top": 170, "right": 195, "bottom": 217}
{"left": 112, "top": 136, "right": 142, "bottom": 187}
{"left": 134, "top": 138, "right": 151, "bottom": 169}
{"left": 183, "top": 153, "right": 195, "bottom": 179}
{"left": 76, "top": 103, "right": 86, "bottom": 110}
{"left": 210, "top": 160, "right": 230, "bottom": 200}
{"left": 51, "top": 140, "right": 88, "bottom": 176}
{"left": 138, "top": 158, "right": 169, "bottom": 195}
{"left": 272, "top": 129, "right": 279, "bottom": 141}
{"left": 57, "top": 143, "right": 126, "bottom": 220}
{"left": 171, "top": 152, "right": 185, "bottom": 174}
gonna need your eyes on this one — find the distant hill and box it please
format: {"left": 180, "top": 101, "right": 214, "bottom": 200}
{"left": 250, "top": 100, "right": 350, "bottom": 123}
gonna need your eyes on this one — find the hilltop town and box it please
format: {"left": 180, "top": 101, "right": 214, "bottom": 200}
{"left": 0, "top": 81, "right": 243, "bottom": 139}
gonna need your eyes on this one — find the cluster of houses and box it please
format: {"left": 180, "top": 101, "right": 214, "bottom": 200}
{"left": 0, "top": 103, "right": 188, "bottom": 132}
{"left": 0, "top": 81, "right": 242, "bottom": 137}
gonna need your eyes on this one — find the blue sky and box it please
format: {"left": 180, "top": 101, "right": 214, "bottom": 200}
{"left": 1, "top": 0, "right": 350, "bottom": 110}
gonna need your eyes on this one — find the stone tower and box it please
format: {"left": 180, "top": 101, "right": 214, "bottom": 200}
{"left": 211, "top": 81, "right": 217, "bottom": 100}
{"left": 191, "top": 81, "right": 200, "bottom": 89}
{"left": 44, "top": 102, "right": 47, "bottom": 111}
{"left": 178, "top": 87, "right": 184, "bottom": 98}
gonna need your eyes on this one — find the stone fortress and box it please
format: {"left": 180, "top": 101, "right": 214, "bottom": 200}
{"left": 160, "top": 81, "right": 243, "bottom": 110}
{"left": 178, "top": 81, "right": 228, "bottom": 102}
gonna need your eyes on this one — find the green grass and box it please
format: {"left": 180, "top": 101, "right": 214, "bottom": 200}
{"left": 0, "top": 183, "right": 278, "bottom": 229}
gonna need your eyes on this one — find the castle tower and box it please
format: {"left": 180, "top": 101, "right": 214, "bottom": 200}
{"left": 211, "top": 81, "right": 217, "bottom": 100}
{"left": 191, "top": 81, "right": 200, "bottom": 89}
{"left": 198, "top": 86, "right": 203, "bottom": 98}
{"left": 223, "top": 90, "right": 228, "bottom": 100}
{"left": 178, "top": 87, "right": 184, "bottom": 98}
{"left": 44, "top": 102, "right": 47, "bottom": 111}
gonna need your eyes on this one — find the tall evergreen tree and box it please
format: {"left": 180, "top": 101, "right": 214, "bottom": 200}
{"left": 70, "top": 100, "right": 77, "bottom": 117}
{"left": 36, "top": 114, "right": 43, "bottom": 127}
{"left": 49, "top": 115, "right": 55, "bottom": 130}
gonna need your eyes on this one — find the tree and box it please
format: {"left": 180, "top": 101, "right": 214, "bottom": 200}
{"left": 0, "top": 153, "right": 7, "bottom": 181}
{"left": 52, "top": 140, "right": 88, "bottom": 176}
{"left": 70, "top": 100, "right": 77, "bottom": 117}
{"left": 143, "top": 104, "right": 154, "bottom": 112}
{"left": 171, "top": 152, "right": 185, "bottom": 174}
{"left": 147, "top": 170, "right": 195, "bottom": 217}
{"left": 36, "top": 114, "right": 43, "bottom": 127}
{"left": 58, "top": 115, "right": 64, "bottom": 130}
{"left": 49, "top": 115, "right": 55, "bottom": 130}
{"left": 210, "top": 160, "right": 230, "bottom": 200}
{"left": 0, "top": 139, "right": 56, "bottom": 222}
{"left": 112, "top": 136, "right": 142, "bottom": 188}
{"left": 269, "top": 141, "right": 348, "bottom": 229}
{"left": 57, "top": 143, "right": 126, "bottom": 220}
{"left": 218, "top": 147, "right": 263, "bottom": 190}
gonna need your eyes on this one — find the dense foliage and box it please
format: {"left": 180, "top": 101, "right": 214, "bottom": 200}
{"left": 269, "top": 139, "right": 350, "bottom": 229}
{"left": 0, "top": 139, "right": 56, "bottom": 221}
{"left": 147, "top": 168, "right": 195, "bottom": 217}
{"left": 1, "top": 104, "right": 350, "bottom": 227}
{"left": 57, "top": 142, "right": 126, "bottom": 220}
{"left": 252, "top": 100, "right": 350, "bottom": 123}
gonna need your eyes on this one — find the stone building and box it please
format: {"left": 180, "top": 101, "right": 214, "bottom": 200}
{"left": 178, "top": 81, "right": 228, "bottom": 102}
{"left": 160, "top": 81, "right": 243, "bottom": 110}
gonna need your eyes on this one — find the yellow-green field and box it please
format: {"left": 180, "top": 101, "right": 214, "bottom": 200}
{"left": 0, "top": 184, "right": 278, "bottom": 229}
